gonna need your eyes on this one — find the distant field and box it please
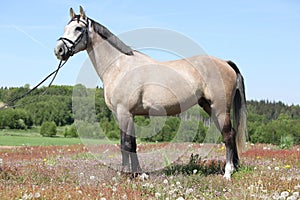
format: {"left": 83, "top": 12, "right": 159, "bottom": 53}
{"left": 0, "top": 135, "right": 83, "bottom": 146}
{"left": 0, "top": 129, "right": 118, "bottom": 146}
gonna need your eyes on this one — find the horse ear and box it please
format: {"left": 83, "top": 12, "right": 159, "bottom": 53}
{"left": 79, "top": 6, "right": 86, "bottom": 19}
{"left": 70, "top": 8, "right": 75, "bottom": 19}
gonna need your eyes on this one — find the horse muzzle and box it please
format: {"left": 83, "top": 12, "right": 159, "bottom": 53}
{"left": 54, "top": 40, "right": 74, "bottom": 61}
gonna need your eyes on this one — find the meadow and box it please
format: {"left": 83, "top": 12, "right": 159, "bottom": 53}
{"left": 0, "top": 139, "right": 299, "bottom": 199}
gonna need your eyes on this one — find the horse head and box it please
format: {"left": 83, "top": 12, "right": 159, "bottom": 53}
{"left": 54, "top": 6, "right": 89, "bottom": 60}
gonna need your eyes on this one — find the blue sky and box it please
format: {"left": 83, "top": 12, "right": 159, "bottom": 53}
{"left": 1, "top": 1, "right": 299, "bottom": 105}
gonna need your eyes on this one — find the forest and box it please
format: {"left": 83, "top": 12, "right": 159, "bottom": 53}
{"left": 0, "top": 85, "right": 299, "bottom": 146}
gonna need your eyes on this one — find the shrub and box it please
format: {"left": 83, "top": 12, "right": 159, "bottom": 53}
{"left": 40, "top": 121, "right": 57, "bottom": 137}
{"left": 64, "top": 125, "right": 78, "bottom": 138}
{"left": 279, "top": 135, "right": 294, "bottom": 149}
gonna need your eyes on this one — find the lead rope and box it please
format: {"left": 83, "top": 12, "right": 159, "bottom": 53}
{"left": 0, "top": 59, "right": 68, "bottom": 110}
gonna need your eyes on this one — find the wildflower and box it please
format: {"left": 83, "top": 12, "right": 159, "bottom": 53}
{"left": 22, "top": 193, "right": 33, "bottom": 200}
{"left": 185, "top": 188, "right": 194, "bottom": 195}
{"left": 294, "top": 184, "right": 300, "bottom": 190}
{"left": 155, "top": 192, "right": 161, "bottom": 198}
{"left": 280, "top": 191, "right": 289, "bottom": 198}
{"left": 43, "top": 158, "right": 47, "bottom": 162}
{"left": 176, "top": 197, "right": 185, "bottom": 200}
{"left": 256, "top": 156, "right": 261, "bottom": 159}
{"left": 292, "top": 192, "right": 299, "bottom": 198}
{"left": 274, "top": 167, "right": 279, "bottom": 171}
{"left": 0, "top": 158, "right": 3, "bottom": 165}
{"left": 112, "top": 186, "right": 117, "bottom": 192}
{"left": 100, "top": 198, "right": 106, "bottom": 200}
{"left": 139, "top": 173, "right": 149, "bottom": 181}
{"left": 257, "top": 180, "right": 263, "bottom": 185}
{"left": 284, "top": 165, "right": 291, "bottom": 169}
{"left": 34, "top": 192, "right": 41, "bottom": 198}
{"left": 287, "top": 196, "right": 297, "bottom": 200}
{"left": 267, "top": 166, "right": 271, "bottom": 170}
{"left": 112, "top": 177, "right": 117, "bottom": 182}
{"left": 193, "top": 169, "right": 198, "bottom": 174}
{"left": 90, "top": 175, "right": 95, "bottom": 180}
{"left": 163, "top": 179, "right": 168, "bottom": 184}
{"left": 142, "top": 183, "right": 150, "bottom": 188}
{"left": 176, "top": 181, "right": 181, "bottom": 186}
{"left": 122, "top": 194, "right": 127, "bottom": 199}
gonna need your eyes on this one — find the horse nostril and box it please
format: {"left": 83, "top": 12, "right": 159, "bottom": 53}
{"left": 59, "top": 47, "right": 64, "bottom": 54}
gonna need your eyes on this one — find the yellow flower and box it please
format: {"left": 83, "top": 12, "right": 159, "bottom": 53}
{"left": 284, "top": 165, "right": 291, "bottom": 169}
{"left": 43, "top": 158, "right": 47, "bottom": 162}
{"left": 256, "top": 156, "right": 261, "bottom": 159}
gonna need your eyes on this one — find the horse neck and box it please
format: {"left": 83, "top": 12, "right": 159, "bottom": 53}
{"left": 86, "top": 30, "right": 126, "bottom": 83}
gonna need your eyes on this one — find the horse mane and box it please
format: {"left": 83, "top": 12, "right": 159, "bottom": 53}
{"left": 90, "top": 19, "right": 134, "bottom": 56}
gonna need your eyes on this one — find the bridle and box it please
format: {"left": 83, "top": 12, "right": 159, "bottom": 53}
{"left": 0, "top": 17, "right": 90, "bottom": 110}
{"left": 58, "top": 16, "right": 89, "bottom": 57}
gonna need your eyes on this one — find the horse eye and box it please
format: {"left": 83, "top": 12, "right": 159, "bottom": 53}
{"left": 75, "top": 27, "right": 83, "bottom": 32}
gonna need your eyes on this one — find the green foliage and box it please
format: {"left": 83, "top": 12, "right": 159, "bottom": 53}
{"left": 0, "top": 108, "right": 32, "bottom": 129}
{"left": 40, "top": 121, "right": 57, "bottom": 137}
{"left": 64, "top": 125, "right": 78, "bottom": 138}
{"left": 1, "top": 85, "right": 300, "bottom": 145}
{"left": 279, "top": 135, "right": 294, "bottom": 149}
{"left": 164, "top": 154, "right": 224, "bottom": 176}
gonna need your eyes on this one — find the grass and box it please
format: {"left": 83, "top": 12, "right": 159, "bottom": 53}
{"left": 0, "top": 135, "right": 82, "bottom": 146}
{"left": 0, "top": 129, "right": 119, "bottom": 146}
{"left": 0, "top": 143, "right": 299, "bottom": 199}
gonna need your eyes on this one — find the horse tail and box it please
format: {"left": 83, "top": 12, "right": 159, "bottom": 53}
{"left": 227, "top": 61, "right": 248, "bottom": 155}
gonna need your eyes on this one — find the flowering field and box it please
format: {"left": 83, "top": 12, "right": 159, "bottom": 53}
{"left": 0, "top": 143, "right": 299, "bottom": 200}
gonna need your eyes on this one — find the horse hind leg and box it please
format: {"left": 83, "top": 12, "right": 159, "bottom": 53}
{"left": 220, "top": 112, "right": 239, "bottom": 179}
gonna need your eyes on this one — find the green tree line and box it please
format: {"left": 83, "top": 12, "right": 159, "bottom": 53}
{"left": 0, "top": 85, "right": 300, "bottom": 145}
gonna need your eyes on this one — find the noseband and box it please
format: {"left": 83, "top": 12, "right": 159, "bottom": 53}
{"left": 58, "top": 17, "right": 89, "bottom": 57}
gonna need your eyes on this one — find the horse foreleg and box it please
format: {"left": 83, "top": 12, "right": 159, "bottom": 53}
{"left": 222, "top": 113, "right": 239, "bottom": 179}
{"left": 119, "top": 113, "right": 141, "bottom": 173}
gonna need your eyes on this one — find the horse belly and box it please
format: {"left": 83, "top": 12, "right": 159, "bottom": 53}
{"left": 132, "top": 85, "right": 198, "bottom": 116}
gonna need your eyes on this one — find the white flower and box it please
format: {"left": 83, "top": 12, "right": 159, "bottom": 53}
{"left": 292, "top": 191, "right": 299, "bottom": 197}
{"left": 274, "top": 167, "right": 280, "bottom": 171}
{"left": 0, "top": 158, "right": 3, "bottom": 165}
{"left": 34, "top": 192, "right": 41, "bottom": 198}
{"left": 193, "top": 169, "right": 198, "bottom": 174}
{"left": 112, "top": 177, "right": 117, "bottom": 182}
{"left": 163, "top": 179, "right": 168, "bottom": 184}
{"left": 185, "top": 188, "right": 194, "bottom": 195}
{"left": 112, "top": 186, "right": 117, "bottom": 192}
{"left": 100, "top": 198, "right": 106, "bottom": 200}
{"left": 139, "top": 173, "right": 149, "bottom": 181}
{"left": 122, "top": 194, "right": 127, "bottom": 199}
{"left": 176, "top": 181, "right": 181, "bottom": 186}
{"left": 176, "top": 197, "right": 185, "bottom": 200}
{"left": 281, "top": 191, "right": 289, "bottom": 197}
{"left": 90, "top": 175, "right": 95, "bottom": 180}
{"left": 142, "top": 183, "right": 150, "bottom": 188}
{"left": 155, "top": 192, "right": 161, "bottom": 198}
